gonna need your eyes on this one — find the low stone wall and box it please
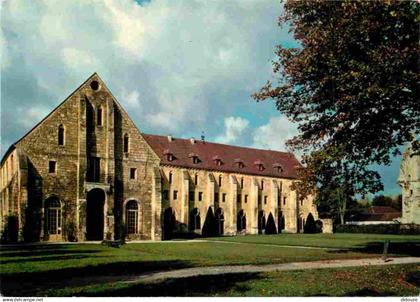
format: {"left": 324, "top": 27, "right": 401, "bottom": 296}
{"left": 320, "top": 219, "right": 333, "bottom": 234}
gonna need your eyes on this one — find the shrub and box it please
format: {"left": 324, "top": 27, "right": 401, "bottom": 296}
{"left": 304, "top": 213, "right": 317, "bottom": 233}
{"left": 335, "top": 223, "right": 420, "bottom": 235}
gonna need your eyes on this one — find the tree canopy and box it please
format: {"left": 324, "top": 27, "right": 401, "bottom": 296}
{"left": 254, "top": 0, "right": 420, "bottom": 202}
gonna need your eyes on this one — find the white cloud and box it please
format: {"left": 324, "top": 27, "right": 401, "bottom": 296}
{"left": 21, "top": 106, "right": 51, "bottom": 128}
{"left": 1, "top": 0, "right": 291, "bottom": 155}
{"left": 215, "top": 116, "right": 249, "bottom": 144}
{"left": 252, "top": 115, "right": 298, "bottom": 152}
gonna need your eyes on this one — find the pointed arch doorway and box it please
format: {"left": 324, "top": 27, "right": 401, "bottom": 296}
{"left": 86, "top": 188, "right": 105, "bottom": 240}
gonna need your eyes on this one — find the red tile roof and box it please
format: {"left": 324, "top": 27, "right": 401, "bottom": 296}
{"left": 142, "top": 134, "right": 302, "bottom": 179}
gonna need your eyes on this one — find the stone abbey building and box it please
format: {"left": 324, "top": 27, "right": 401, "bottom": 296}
{"left": 0, "top": 74, "right": 319, "bottom": 242}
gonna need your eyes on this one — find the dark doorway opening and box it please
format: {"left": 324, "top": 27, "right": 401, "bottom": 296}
{"left": 163, "top": 207, "right": 176, "bottom": 240}
{"left": 86, "top": 189, "right": 105, "bottom": 240}
{"left": 258, "top": 210, "right": 266, "bottom": 234}
{"left": 215, "top": 208, "right": 224, "bottom": 236}
{"left": 278, "top": 211, "right": 285, "bottom": 233}
{"left": 237, "top": 210, "right": 246, "bottom": 232}
{"left": 189, "top": 208, "right": 201, "bottom": 231}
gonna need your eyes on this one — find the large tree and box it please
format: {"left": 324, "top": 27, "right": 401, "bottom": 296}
{"left": 254, "top": 1, "right": 420, "bottom": 205}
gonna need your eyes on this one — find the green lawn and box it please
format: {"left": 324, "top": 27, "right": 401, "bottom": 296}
{"left": 0, "top": 233, "right": 418, "bottom": 296}
{"left": 205, "top": 233, "right": 420, "bottom": 249}
{"left": 46, "top": 264, "right": 420, "bottom": 297}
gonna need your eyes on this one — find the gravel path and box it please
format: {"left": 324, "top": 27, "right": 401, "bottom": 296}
{"left": 126, "top": 256, "right": 420, "bottom": 284}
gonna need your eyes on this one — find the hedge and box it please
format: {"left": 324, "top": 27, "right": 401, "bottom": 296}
{"left": 335, "top": 223, "right": 420, "bottom": 235}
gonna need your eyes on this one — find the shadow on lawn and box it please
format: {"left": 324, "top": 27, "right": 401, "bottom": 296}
{"left": 0, "top": 254, "right": 95, "bottom": 264}
{"left": 80, "top": 272, "right": 262, "bottom": 297}
{"left": 328, "top": 241, "right": 420, "bottom": 257}
{"left": 0, "top": 244, "right": 102, "bottom": 258}
{"left": 0, "top": 259, "right": 192, "bottom": 296}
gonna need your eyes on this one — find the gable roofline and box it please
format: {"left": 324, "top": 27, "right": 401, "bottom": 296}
{"left": 11, "top": 72, "right": 99, "bottom": 148}
{"left": 1, "top": 73, "right": 99, "bottom": 166}
{"left": 2, "top": 72, "right": 161, "bottom": 164}
{"left": 95, "top": 76, "right": 161, "bottom": 162}
{"left": 1, "top": 144, "right": 16, "bottom": 167}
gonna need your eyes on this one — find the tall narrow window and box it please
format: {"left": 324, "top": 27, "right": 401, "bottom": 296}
{"left": 198, "top": 192, "right": 203, "bottom": 201}
{"left": 130, "top": 168, "right": 137, "bottom": 180}
{"left": 97, "top": 107, "right": 103, "bottom": 126}
{"left": 261, "top": 180, "right": 264, "bottom": 190}
{"left": 49, "top": 161, "right": 57, "bottom": 174}
{"left": 58, "top": 125, "right": 65, "bottom": 146}
{"left": 169, "top": 171, "right": 173, "bottom": 184}
{"left": 264, "top": 196, "right": 268, "bottom": 204}
{"left": 194, "top": 174, "right": 198, "bottom": 185}
{"left": 173, "top": 190, "right": 178, "bottom": 200}
{"left": 240, "top": 177, "right": 244, "bottom": 189}
{"left": 45, "top": 197, "right": 61, "bottom": 234}
{"left": 87, "top": 157, "right": 100, "bottom": 182}
{"left": 222, "top": 193, "right": 226, "bottom": 202}
{"left": 283, "top": 196, "right": 287, "bottom": 206}
{"left": 244, "top": 195, "right": 248, "bottom": 203}
{"left": 218, "top": 175, "right": 222, "bottom": 187}
{"left": 123, "top": 134, "right": 129, "bottom": 153}
{"left": 126, "top": 200, "right": 139, "bottom": 234}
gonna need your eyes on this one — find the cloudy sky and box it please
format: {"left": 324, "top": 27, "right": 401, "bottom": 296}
{"left": 0, "top": 0, "right": 402, "bottom": 196}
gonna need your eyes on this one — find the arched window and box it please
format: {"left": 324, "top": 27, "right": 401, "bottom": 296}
{"left": 45, "top": 197, "right": 61, "bottom": 235}
{"left": 58, "top": 125, "right": 65, "bottom": 146}
{"left": 123, "top": 134, "right": 129, "bottom": 153}
{"left": 126, "top": 200, "right": 139, "bottom": 234}
{"left": 97, "top": 106, "right": 103, "bottom": 126}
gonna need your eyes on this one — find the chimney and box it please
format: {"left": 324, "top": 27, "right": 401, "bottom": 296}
{"left": 201, "top": 131, "right": 205, "bottom": 142}
{"left": 167, "top": 135, "right": 173, "bottom": 142}
{"left": 190, "top": 138, "right": 195, "bottom": 144}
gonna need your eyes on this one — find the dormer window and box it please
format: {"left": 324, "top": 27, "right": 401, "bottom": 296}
{"left": 163, "top": 149, "right": 174, "bottom": 162}
{"left": 213, "top": 156, "right": 223, "bottom": 166}
{"left": 234, "top": 158, "right": 244, "bottom": 169}
{"left": 254, "top": 160, "right": 264, "bottom": 171}
{"left": 189, "top": 153, "right": 200, "bottom": 164}
{"left": 273, "top": 163, "right": 283, "bottom": 173}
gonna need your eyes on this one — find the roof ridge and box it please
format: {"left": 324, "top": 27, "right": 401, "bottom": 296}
{"left": 141, "top": 133, "right": 294, "bottom": 157}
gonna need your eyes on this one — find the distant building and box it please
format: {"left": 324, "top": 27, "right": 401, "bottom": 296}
{"left": 346, "top": 206, "right": 401, "bottom": 225}
{"left": 398, "top": 143, "right": 420, "bottom": 224}
{"left": 0, "top": 73, "right": 319, "bottom": 242}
